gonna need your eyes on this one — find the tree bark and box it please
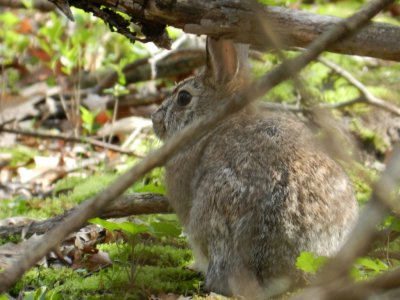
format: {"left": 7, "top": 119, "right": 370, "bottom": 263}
{"left": 68, "top": 0, "right": 400, "bottom": 61}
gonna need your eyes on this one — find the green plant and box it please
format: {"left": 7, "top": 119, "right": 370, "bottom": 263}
{"left": 296, "top": 251, "right": 328, "bottom": 274}
{"left": 21, "top": 286, "right": 61, "bottom": 300}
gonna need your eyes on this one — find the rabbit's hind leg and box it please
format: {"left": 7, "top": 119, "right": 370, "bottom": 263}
{"left": 187, "top": 237, "right": 209, "bottom": 274}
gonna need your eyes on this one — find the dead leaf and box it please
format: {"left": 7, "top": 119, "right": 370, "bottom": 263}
{"left": 16, "top": 18, "right": 33, "bottom": 34}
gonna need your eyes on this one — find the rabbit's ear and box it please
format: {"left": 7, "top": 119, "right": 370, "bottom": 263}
{"left": 205, "top": 37, "right": 249, "bottom": 88}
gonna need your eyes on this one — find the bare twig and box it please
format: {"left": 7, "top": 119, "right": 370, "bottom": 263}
{"left": 0, "top": 193, "right": 170, "bottom": 239}
{"left": 0, "top": 118, "right": 16, "bottom": 129}
{"left": 0, "top": 127, "right": 139, "bottom": 156}
{"left": 373, "top": 228, "right": 400, "bottom": 246}
{"left": 0, "top": 0, "right": 392, "bottom": 292}
{"left": 318, "top": 57, "right": 400, "bottom": 116}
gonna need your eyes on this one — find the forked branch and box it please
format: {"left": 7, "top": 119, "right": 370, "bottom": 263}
{"left": 319, "top": 57, "right": 400, "bottom": 116}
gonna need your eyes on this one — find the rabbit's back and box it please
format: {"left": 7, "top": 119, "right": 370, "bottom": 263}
{"left": 155, "top": 39, "right": 358, "bottom": 297}
{"left": 174, "top": 111, "right": 357, "bottom": 285}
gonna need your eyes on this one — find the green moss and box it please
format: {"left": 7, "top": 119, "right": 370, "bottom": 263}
{"left": 351, "top": 119, "right": 389, "bottom": 155}
{"left": 133, "top": 266, "right": 201, "bottom": 297}
{"left": 133, "top": 244, "right": 193, "bottom": 267}
{"left": 57, "top": 166, "right": 165, "bottom": 205}
{"left": 66, "top": 174, "right": 119, "bottom": 204}
{"left": 0, "top": 195, "right": 76, "bottom": 219}
{"left": 0, "top": 198, "right": 31, "bottom": 219}
{"left": 0, "top": 235, "right": 22, "bottom": 246}
{"left": 324, "top": 85, "right": 359, "bottom": 104}
{"left": 265, "top": 80, "right": 297, "bottom": 104}
{"left": 54, "top": 176, "right": 86, "bottom": 193}
{"left": 10, "top": 267, "right": 81, "bottom": 296}
{"left": 11, "top": 239, "right": 199, "bottom": 299}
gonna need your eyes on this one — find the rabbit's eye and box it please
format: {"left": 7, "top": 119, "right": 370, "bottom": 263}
{"left": 177, "top": 90, "right": 192, "bottom": 107}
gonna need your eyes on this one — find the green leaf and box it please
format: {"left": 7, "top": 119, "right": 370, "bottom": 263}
{"left": 356, "top": 257, "right": 388, "bottom": 273}
{"left": 0, "top": 12, "right": 20, "bottom": 27}
{"left": 22, "top": 286, "right": 47, "bottom": 300}
{"left": 350, "top": 266, "right": 362, "bottom": 280}
{"left": 79, "top": 106, "right": 96, "bottom": 133}
{"left": 21, "top": 0, "right": 33, "bottom": 9}
{"left": 0, "top": 294, "right": 10, "bottom": 300}
{"left": 391, "top": 219, "right": 400, "bottom": 232}
{"left": 296, "top": 252, "right": 328, "bottom": 274}
{"left": 150, "top": 221, "right": 181, "bottom": 238}
{"left": 89, "top": 218, "right": 150, "bottom": 235}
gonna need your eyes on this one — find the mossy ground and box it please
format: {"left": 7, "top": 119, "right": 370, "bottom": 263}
{"left": 9, "top": 234, "right": 201, "bottom": 299}
{"left": 0, "top": 169, "right": 202, "bottom": 299}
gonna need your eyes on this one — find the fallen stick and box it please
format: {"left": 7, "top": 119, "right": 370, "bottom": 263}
{"left": 0, "top": 193, "right": 171, "bottom": 239}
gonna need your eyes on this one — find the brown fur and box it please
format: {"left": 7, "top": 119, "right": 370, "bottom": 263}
{"left": 151, "top": 39, "right": 358, "bottom": 299}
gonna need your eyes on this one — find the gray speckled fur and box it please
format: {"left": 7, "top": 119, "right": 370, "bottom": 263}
{"left": 151, "top": 56, "right": 358, "bottom": 298}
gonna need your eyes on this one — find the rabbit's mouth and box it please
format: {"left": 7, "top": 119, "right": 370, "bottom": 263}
{"left": 151, "top": 110, "right": 167, "bottom": 140}
{"left": 153, "top": 124, "right": 166, "bottom": 140}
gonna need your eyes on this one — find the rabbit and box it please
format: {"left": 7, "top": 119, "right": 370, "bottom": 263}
{"left": 151, "top": 38, "right": 358, "bottom": 299}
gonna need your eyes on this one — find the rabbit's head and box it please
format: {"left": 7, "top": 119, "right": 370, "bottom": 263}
{"left": 152, "top": 38, "right": 249, "bottom": 140}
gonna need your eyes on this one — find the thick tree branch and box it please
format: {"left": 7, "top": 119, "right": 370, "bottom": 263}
{"left": 0, "top": 0, "right": 392, "bottom": 292}
{"left": 0, "top": 193, "right": 171, "bottom": 239}
{"left": 64, "top": 0, "right": 400, "bottom": 61}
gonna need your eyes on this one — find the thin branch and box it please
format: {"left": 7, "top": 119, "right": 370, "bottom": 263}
{"left": 0, "top": 193, "right": 171, "bottom": 239}
{"left": 0, "top": 127, "right": 139, "bottom": 156}
{"left": 373, "top": 228, "right": 400, "bottom": 246}
{"left": 0, "top": 0, "right": 392, "bottom": 292}
{"left": 318, "top": 57, "right": 400, "bottom": 116}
